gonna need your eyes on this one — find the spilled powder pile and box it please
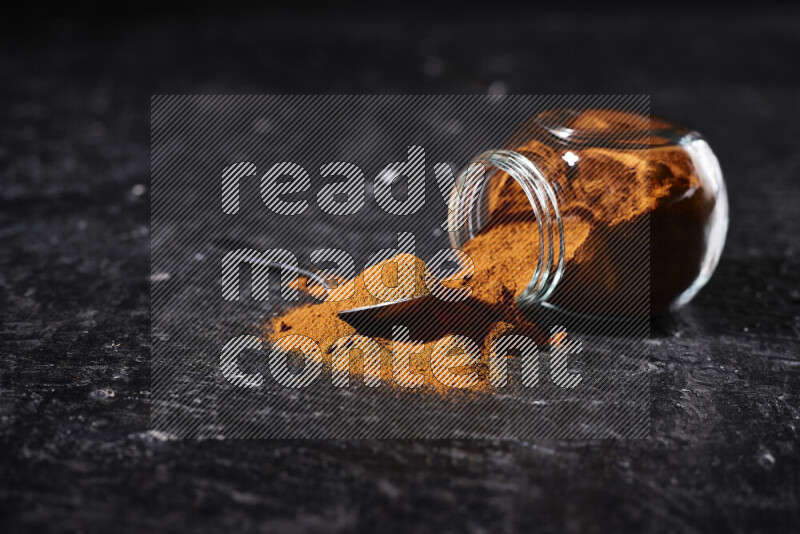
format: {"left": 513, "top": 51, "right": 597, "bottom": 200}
{"left": 264, "top": 187, "right": 593, "bottom": 394}
{"left": 267, "top": 252, "right": 544, "bottom": 395}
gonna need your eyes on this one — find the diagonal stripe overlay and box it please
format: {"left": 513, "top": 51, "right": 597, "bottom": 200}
{"left": 151, "top": 95, "right": 651, "bottom": 439}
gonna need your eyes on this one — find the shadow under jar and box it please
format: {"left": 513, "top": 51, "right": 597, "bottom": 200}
{"left": 449, "top": 109, "right": 728, "bottom": 316}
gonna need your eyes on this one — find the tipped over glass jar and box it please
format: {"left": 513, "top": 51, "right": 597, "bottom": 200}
{"left": 449, "top": 109, "right": 728, "bottom": 316}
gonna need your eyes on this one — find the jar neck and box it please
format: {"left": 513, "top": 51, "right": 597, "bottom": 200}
{"left": 448, "top": 149, "right": 566, "bottom": 303}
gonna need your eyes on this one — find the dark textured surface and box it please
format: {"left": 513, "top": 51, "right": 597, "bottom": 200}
{"left": 1, "top": 7, "right": 799, "bottom": 533}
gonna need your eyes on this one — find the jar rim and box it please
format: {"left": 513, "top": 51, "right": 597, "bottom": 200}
{"left": 447, "top": 149, "right": 566, "bottom": 304}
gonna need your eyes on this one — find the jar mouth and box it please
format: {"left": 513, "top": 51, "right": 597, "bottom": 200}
{"left": 448, "top": 150, "right": 566, "bottom": 303}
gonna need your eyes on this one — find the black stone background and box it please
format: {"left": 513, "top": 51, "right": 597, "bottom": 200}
{"left": 1, "top": 4, "right": 799, "bottom": 533}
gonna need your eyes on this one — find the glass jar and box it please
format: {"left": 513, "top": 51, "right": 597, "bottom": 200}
{"left": 448, "top": 109, "right": 728, "bottom": 316}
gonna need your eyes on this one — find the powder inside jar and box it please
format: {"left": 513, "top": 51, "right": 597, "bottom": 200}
{"left": 479, "top": 111, "right": 716, "bottom": 315}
